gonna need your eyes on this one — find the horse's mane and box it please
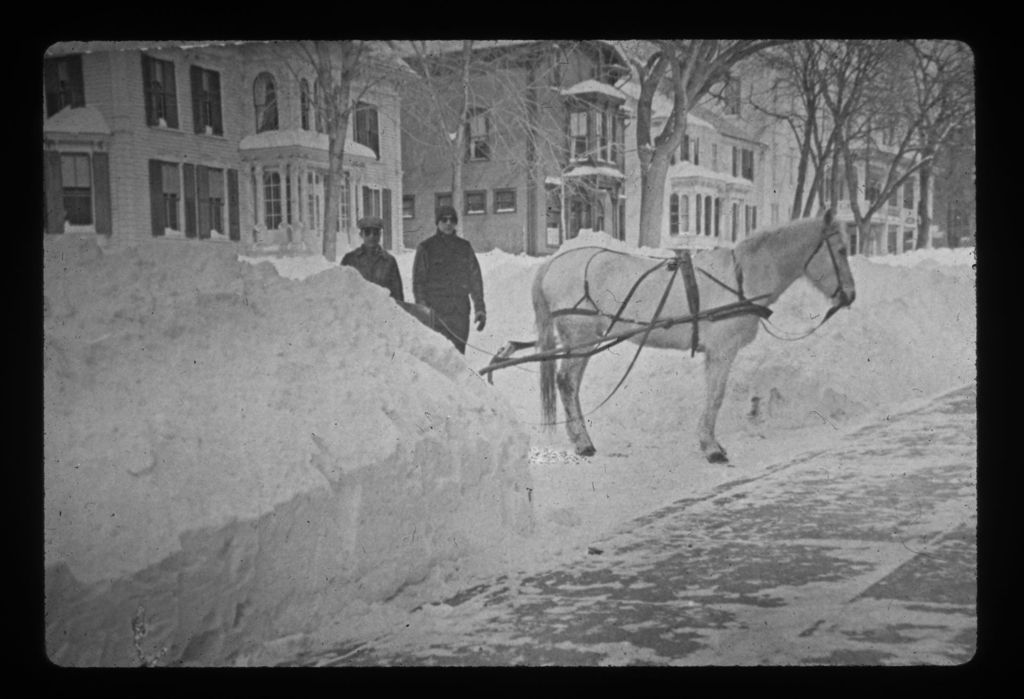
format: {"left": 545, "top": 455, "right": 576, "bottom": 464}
{"left": 734, "top": 215, "right": 823, "bottom": 259}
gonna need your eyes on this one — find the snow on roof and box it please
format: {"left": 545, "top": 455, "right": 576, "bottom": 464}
{"left": 544, "top": 176, "right": 562, "bottom": 186}
{"left": 560, "top": 79, "right": 627, "bottom": 102}
{"left": 43, "top": 106, "right": 111, "bottom": 135}
{"left": 563, "top": 164, "right": 624, "bottom": 179}
{"left": 616, "top": 81, "right": 714, "bottom": 130}
{"left": 239, "top": 129, "right": 378, "bottom": 159}
{"left": 669, "top": 161, "right": 750, "bottom": 186}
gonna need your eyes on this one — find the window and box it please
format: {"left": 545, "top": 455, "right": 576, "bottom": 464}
{"left": 681, "top": 134, "right": 690, "bottom": 162}
{"left": 191, "top": 66, "right": 222, "bottom": 135}
{"left": 465, "top": 190, "right": 486, "bottom": 215}
{"left": 887, "top": 225, "right": 899, "bottom": 254}
{"left": 60, "top": 153, "right": 92, "bottom": 225}
{"left": 339, "top": 172, "right": 351, "bottom": 232}
{"left": 142, "top": 55, "right": 178, "bottom": 128}
{"left": 693, "top": 138, "right": 700, "bottom": 166}
{"left": 198, "top": 166, "right": 224, "bottom": 236}
{"left": 160, "top": 162, "right": 180, "bottom": 231}
{"left": 494, "top": 189, "right": 516, "bottom": 213}
{"left": 44, "top": 55, "right": 85, "bottom": 117}
{"left": 732, "top": 146, "right": 739, "bottom": 177}
{"left": 611, "top": 116, "right": 620, "bottom": 163}
{"left": 681, "top": 195, "right": 690, "bottom": 233}
{"left": 711, "top": 143, "right": 718, "bottom": 172}
{"left": 741, "top": 149, "right": 754, "bottom": 180}
{"left": 362, "top": 185, "right": 382, "bottom": 219}
{"left": 253, "top": 72, "right": 278, "bottom": 133}
{"left": 466, "top": 108, "right": 490, "bottom": 161}
{"left": 732, "top": 202, "right": 739, "bottom": 241}
{"left": 771, "top": 203, "right": 780, "bottom": 225}
{"left": 354, "top": 102, "right": 380, "bottom": 158}
{"left": 599, "top": 111, "right": 609, "bottom": 162}
{"left": 714, "top": 197, "right": 721, "bottom": 237}
{"left": 300, "top": 79, "right": 311, "bottom": 131}
{"left": 888, "top": 187, "right": 899, "bottom": 210}
{"left": 695, "top": 195, "right": 702, "bottom": 234}
{"left": 570, "top": 111, "right": 589, "bottom": 160}
{"left": 263, "top": 170, "right": 282, "bottom": 229}
{"left": 402, "top": 195, "right": 415, "bottom": 219}
{"left": 314, "top": 80, "right": 324, "bottom": 133}
{"left": 669, "top": 193, "right": 679, "bottom": 234}
{"left": 435, "top": 192, "right": 452, "bottom": 218}
{"left": 704, "top": 195, "right": 712, "bottom": 235}
{"left": 307, "top": 171, "right": 322, "bottom": 229}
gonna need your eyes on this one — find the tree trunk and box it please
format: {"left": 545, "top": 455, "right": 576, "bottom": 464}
{"left": 791, "top": 120, "right": 813, "bottom": 219}
{"left": 638, "top": 152, "right": 670, "bottom": 248}
{"left": 916, "top": 157, "right": 933, "bottom": 249}
{"left": 319, "top": 42, "right": 353, "bottom": 262}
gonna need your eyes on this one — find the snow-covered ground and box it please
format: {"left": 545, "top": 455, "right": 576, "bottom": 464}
{"left": 238, "top": 237, "right": 975, "bottom": 655}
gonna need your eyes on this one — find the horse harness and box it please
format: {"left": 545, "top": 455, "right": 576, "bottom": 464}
{"left": 549, "top": 246, "right": 773, "bottom": 357}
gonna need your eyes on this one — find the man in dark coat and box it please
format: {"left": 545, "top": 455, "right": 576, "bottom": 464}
{"left": 412, "top": 205, "right": 486, "bottom": 354}
{"left": 341, "top": 216, "right": 404, "bottom": 302}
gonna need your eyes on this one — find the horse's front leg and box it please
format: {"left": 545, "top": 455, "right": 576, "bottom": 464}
{"left": 698, "top": 344, "right": 740, "bottom": 463}
{"left": 557, "top": 356, "right": 596, "bottom": 456}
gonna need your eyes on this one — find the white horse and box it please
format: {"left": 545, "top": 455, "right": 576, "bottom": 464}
{"left": 531, "top": 209, "right": 856, "bottom": 463}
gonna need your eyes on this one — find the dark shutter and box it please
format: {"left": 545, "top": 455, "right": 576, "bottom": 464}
{"left": 92, "top": 152, "right": 112, "bottom": 236}
{"left": 382, "top": 188, "right": 392, "bottom": 249}
{"left": 183, "top": 163, "right": 196, "bottom": 238}
{"left": 148, "top": 159, "right": 164, "bottom": 236}
{"left": 44, "top": 59, "right": 60, "bottom": 118}
{"left": 141, "top": 55, "right": 153, "bottom": 126}
{"left": 190, "top": 65, "right": 203, "bottom": 133}
{"left": 196, "top": 165, "right": 210, "bottom": 238}
{"left": 210, "top": 71, "right": 222, "bottom": 135}
{"left": 44, "top": 151, "right": 65, "bottom": 234}
{"left": 67, "top": 56, "right": 84, "bottom": 108}
{"left": 165, "top": 61, "right": 179, "bottom": 129}
{"left": 227, "top": 168, "right": 240, "bottom": 241}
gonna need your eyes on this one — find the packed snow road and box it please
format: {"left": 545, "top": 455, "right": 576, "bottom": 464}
{"left": 281, "top": 383, "right": 976, "bottom": 666}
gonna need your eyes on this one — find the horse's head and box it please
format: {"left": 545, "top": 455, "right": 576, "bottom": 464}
{"left": 804, "top": 208, "right": 856, "bottom": 317}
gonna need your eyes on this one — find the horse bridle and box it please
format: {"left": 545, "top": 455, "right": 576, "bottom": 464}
{"left": 804, "top": 222, "right": 852, "bottom": 323}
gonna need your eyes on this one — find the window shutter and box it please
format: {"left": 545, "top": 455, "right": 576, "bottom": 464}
{"left": 381, "top": 188, "right": 392, "bottom": 250}
{"left": 227, "top": 168, "right": 240, "bottom": 241}
{"left": 165, "top": 61, "right": 179, "bottom": 129}
{"left": 68, "top": 55, "right": 85, "bottom": 108}
{"left": 44, "top": 151, "right": 65, "bottom": 234}
{"left": 196, "top": 165, "right": 211, "bottom": 238}
{"left": 210, "top": 71, "right": 222, "bottom": 135}
{"left": 92, "top": 152, "right": 112, "bottom": 236}
{"left": 190, "top": 65, "right": 203, "bottom": 133}
{"left": 148, "top": 159, "right": 164, "bottom": 236}
{"left": 44, "top": 60, "right": 60, "bottom": 118}
{"left": 141, "top": 56, "right": 153, "bottom": 126}
{"left": 183, "top": 163, "right": 196, "bottom": 238}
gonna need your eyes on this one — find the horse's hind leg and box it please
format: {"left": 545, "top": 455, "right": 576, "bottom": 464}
{"left": 557, "top": 355, "right": 596, "bottom": 456}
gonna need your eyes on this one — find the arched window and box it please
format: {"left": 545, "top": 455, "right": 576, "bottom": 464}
{"left": 300, "top": 78, "right": 311, "bottom": 131}
{"left": 669, "top": 193, "right": 679, "bottom": 234}
{"left": 253, "top": 72, "right": 278, "bottom": 133}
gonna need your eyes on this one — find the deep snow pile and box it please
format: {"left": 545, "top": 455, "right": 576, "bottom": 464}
{"left": 43, "top": 235, "right": 533, "bottom": 666}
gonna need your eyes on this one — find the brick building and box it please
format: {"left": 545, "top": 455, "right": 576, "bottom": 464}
{"left": 43, "top": 41, "right": 405, "bottom": 255}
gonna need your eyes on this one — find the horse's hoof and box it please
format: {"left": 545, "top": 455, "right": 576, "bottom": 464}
{"left": 576, "top": 445, "right": 596, "bottom": 457}
{"left": 706, "top": 450, "right": 729, "bottom": 464}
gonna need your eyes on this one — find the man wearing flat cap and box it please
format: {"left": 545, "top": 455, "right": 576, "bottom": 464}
{"left": 341, "top": 216, "right": 405, "bottom": 302}
{"left": 412, "top": 205, "right": 486, "bottom": 354}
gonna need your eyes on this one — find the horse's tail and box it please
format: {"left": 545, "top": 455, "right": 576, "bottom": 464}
{"left": 533, "top": 262, "right": 558, "bottom": 429}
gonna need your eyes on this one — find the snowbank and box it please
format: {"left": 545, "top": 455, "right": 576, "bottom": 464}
{"left": 43, "top": 235, "right": 533, "bottom": 666}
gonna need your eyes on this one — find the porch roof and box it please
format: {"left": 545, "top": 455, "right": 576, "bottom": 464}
{"left": 563, "top": 164, "right": 625, "bottom": 179}
{"left": 44, "top": 106, "right": 111, "bottom": 135}
{"left": 239, "top": 130, "right": 378, "bottom": 159}
{"left": 560, "top": 79, "right": 628, "bottom": 103}
{"left": 669, "top": 161, "right": 750, "bottom": 187}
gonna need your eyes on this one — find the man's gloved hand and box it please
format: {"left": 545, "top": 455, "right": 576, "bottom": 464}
{"left": 474, "top": 310, "right": 487, "bottom": 332}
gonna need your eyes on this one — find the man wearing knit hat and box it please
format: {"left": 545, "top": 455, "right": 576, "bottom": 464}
{"left": 341, "top": 216, "right": 405, "bottom": 302}
{"left": 412, "top": 205, "right": 486, "bottom": 354}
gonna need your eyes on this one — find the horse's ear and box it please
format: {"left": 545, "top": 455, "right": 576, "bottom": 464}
{"left": 824, "top": 207, "right": 834, "bottom": 225}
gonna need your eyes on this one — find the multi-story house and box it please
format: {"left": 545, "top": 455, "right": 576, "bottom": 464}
{"left": 43, "top": 41, "right": 405, "bottom": 254}
{"left": 399, "top": 40, "right": 631, "bottom": 254}
{"left": 621, "top": 79, "right": 784, "bottom": 251}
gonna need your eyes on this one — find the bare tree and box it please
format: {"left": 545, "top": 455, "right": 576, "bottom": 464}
{"left": 274, "top": 41, "right": 404, "bottom": 261}
{"left": 904, "top": 40, "right": 975, "bottom": 248}
{"left": 620, "top": 40, "right": 789, "bottom": 248}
